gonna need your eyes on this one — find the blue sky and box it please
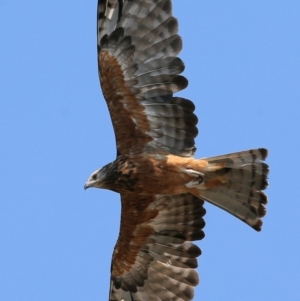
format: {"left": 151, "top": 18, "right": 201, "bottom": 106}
{"left": 1, "top": 1, "right": 299, "bottom": 300}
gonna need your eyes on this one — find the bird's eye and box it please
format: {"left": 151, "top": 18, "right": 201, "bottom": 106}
{"left": 92, "top": 174, "right": 97, "bottom": 180}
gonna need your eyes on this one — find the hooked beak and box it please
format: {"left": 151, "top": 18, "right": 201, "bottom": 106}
{"left": 84, "top": 182, "right": 92, "bottom": 190}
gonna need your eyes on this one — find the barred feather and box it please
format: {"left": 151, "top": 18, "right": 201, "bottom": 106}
{"left": 199, "top": 149, "right": 269, "bottom": 231}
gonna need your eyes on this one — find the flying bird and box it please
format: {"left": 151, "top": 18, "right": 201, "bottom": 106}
{"left": 84, "top": 0, "right": 269, "bottom": 300}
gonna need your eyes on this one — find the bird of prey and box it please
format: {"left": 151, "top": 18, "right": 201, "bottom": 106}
{"left": 84, "top": 0, "right": 269, "bottom": 300}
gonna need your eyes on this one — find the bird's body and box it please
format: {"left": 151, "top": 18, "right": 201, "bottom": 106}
{"left": 84, "top": 1, "right": 269, "bottom": 300}
{"left": 86, "top": 153, "right": 208, "bottom": 194}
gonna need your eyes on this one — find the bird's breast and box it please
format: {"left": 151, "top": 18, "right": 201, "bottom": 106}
{"left": 108, "top": 154, "right": 198, "bottom": 195}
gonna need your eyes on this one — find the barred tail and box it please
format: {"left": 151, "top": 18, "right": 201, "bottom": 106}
{"left": 196, "top": 148, "right": 269, "bottom": 231}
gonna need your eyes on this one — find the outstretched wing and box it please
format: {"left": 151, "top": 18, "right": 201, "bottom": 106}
{"left": 97, "top": 0, "right": 198, "bottom": 157}
{"left": 109, "top": 193, "right": 206, "bottom": 301}
{"left": 97, "top": 1, "right": 204, "bottom": 300}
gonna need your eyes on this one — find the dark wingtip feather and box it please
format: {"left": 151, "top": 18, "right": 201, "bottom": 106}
{"left": 260, "top": 192, "right": 268, "bottom": 205}
{"left": 252, "top": 219, "right": 263, "bottom": 231}
{"left": 258, "top": 204, "right": 267, "bottom": 217}
{"left": 260, "top": 177, "right": 269, "bottom": 190}
{"left": 189, "top": 230, "right": 205, "bottom": 241}
{"left": 259, "top": 148, "right": 268, "bottom": 160}
{"left": 100, "top": 34, "right": 109, "bottom": 48}
{"left": 173, "top": 75, "right": 188, "bottom": 91}
{"left": 169, "top": 57, "right": 185, "bottom": 74}
{"left": 187, "top": 244, "right": 202, "bottom": 257}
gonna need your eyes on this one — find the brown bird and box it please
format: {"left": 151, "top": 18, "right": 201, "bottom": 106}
{"left": 84, "top": 0, "right": 269, "bottom": 300}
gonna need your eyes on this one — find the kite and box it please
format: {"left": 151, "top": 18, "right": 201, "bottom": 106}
{"left": 84, "top": 1, "right": 269, "bottom": 300}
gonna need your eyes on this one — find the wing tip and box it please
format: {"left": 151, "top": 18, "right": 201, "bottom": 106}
{"left": 252, "top": 219, "right": 263, "bottom": 231}
{"left": 258, "top": 148, "right": 268, "bottom": 160}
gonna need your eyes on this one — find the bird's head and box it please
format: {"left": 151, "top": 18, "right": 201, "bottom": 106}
{"left": 84, "top": 163, "right": 112, "bottom": 190}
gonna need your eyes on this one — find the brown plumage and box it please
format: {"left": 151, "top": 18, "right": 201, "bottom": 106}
{"left": 84, "top": 1, "right": 269, "bottom": 300}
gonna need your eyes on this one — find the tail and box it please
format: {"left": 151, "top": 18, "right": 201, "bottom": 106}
{"left": 193, "top": 148, "right": 269, "bottom": 231}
